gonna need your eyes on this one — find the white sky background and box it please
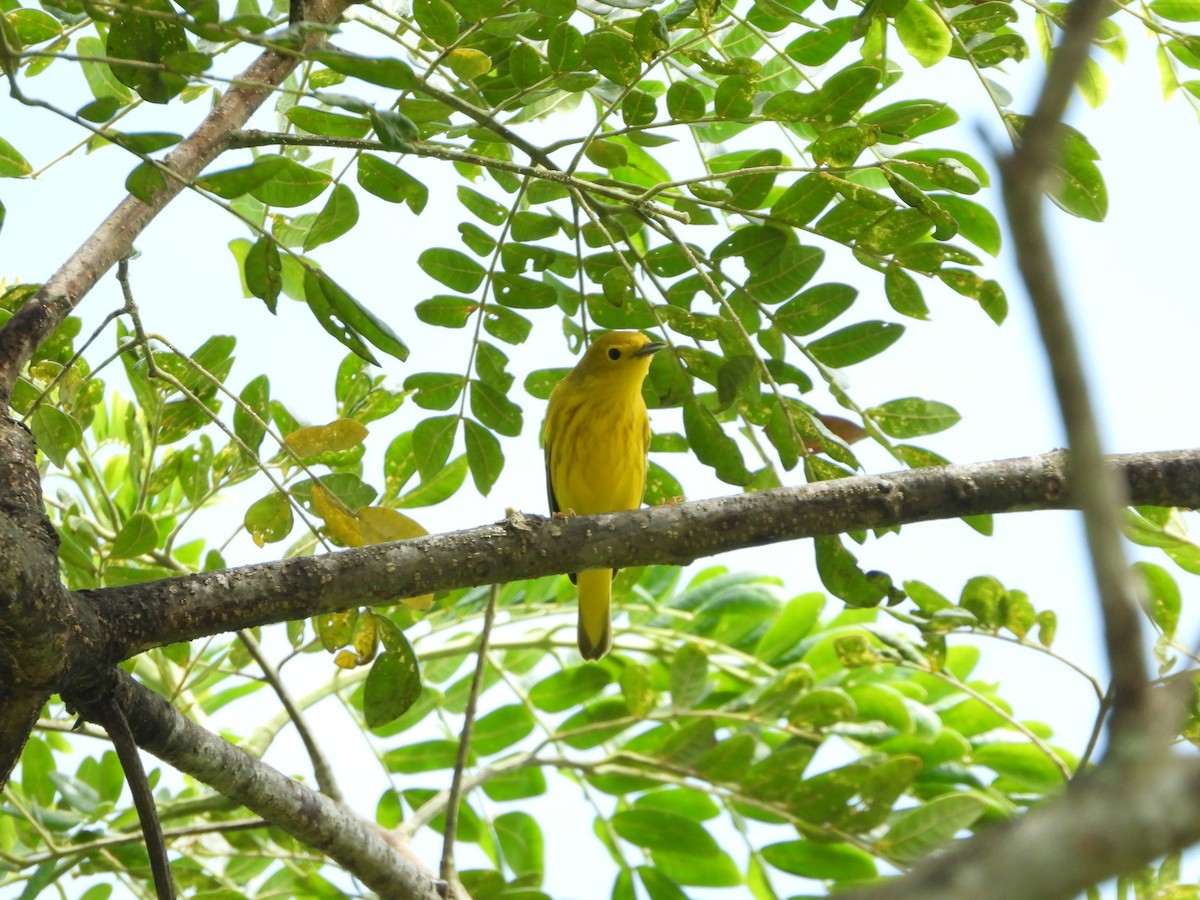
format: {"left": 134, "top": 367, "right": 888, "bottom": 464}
{"left": 3, "top": 2, "right": 1200, "bottom": 896}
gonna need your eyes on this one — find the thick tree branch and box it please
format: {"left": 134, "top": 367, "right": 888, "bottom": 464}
{"left": 844, "top": 737, "right": 1200, "bottom": 900}
{"left": 999, "top": 0, "right": 1148, "bottom": 730}
{"left": 108, "top": 670, "right": 442, "bottom": 900}
{"left": 82, "top": 448, "right": 1200, "bottom": 663}
{"left": 0, "top": 0, "right": 354, "bottom": 406}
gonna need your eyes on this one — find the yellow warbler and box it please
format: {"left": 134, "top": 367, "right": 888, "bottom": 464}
{"left": 544, "top": 331, "right": 665, "bottom": 660}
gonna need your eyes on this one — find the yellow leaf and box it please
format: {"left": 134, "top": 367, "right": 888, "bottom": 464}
{"left": 354, "top": 614, "right": 380, "bottom": 661}
{"left": 447, "top": 48, "right": 492, "bottom": 80}
{"left": 312, "top": 482, "right": 365, "bottom": 547}
{"left": 356, "top": 507, "right": 435, "bottom": 610}
{"left": 334, "top": 649, "right": 359, "bottom": 669}
{"left": 285, "top": 418, "right": 369, "bottom": 458}
{"left": 357, "top": 506, "right": 428, "bottom": 543}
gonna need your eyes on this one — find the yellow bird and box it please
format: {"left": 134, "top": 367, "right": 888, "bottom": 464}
{"left": 544, "top": 331, "right": 665, "bottom": 660}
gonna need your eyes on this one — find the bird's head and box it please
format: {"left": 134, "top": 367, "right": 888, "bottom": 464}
{"left": 573, "top": 332, "right": 666, "bottom": 387}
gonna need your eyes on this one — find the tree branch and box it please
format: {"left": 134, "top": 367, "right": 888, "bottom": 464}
{"left": 999, "top": 0, "right": 1148, "bottom": 731}
{"left": 0, "top": 0, "right": 354, "bottom": 407}
{"left": 82, "top": 448, "right": 1200, "bottom": 664}
{"left": 108, "top": 670, "right": 443, "bottom": 900}
{"left": 842, "top": 747, "right": 1200, "bottom": 900}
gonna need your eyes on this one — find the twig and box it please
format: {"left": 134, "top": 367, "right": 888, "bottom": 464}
{"left": 439, "top": 583, "right": 500, "bottom": 897}
{"left": 237, "top": 630, "right": 343, "bottom": 802}
{"left": 79, "top": 681, "right": 177, "bottom": 900}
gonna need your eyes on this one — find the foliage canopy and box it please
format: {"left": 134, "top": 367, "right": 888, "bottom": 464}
{"left": 1, "top": 0, "right": 1200, "bottom": 895}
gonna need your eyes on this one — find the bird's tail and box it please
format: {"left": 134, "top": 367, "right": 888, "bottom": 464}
{"left": 576, "top": 569, "right": 613, "bottom": 661}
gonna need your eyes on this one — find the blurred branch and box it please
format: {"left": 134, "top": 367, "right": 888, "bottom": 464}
{"left": 841, "top": 750, "right": 1200, "bottom": 900}
{"left": 998, "top": 0, "right": 1149, "bottom": 733}
{"left": 85, "top": 447, "right": 1200, "bottom": 662}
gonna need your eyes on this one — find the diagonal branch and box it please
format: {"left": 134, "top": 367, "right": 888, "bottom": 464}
{"left": 82, "top": 448, "right": 1200, "bottom": 664}
{"left": 842, "top": 750, "right": 1200, "bottom": 900}
{"left": 0, "top": 0, "right": 354, "bottom": 407}
{"left": 999, "top": 0, "right": 1148, "bottom": 731}
{"left": 107, "top": 669, "right": 442, "bottom": 900}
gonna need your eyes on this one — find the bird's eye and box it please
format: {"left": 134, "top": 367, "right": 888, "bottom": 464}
{"left": 607, "top": 348, "right": 621, "bottom": 361}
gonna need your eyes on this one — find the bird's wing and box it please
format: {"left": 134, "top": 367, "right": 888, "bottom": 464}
{"left": 544, "top": 417, "right": 561, "bottom": 516}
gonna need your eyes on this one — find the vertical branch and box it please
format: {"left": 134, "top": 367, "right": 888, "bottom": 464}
{"left": 440, "top": 583, "right": 500, "bottom": 896}
{"left": 998, "top": 0, "right": 1149, "bottom": 737}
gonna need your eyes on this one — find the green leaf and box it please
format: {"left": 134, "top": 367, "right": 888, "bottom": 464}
{"left": 612, "top": 810, "right": 720, "bottom": 855}
{"left": 495, "top": 812, "right": 544, "bottom": 883}
{"left": 358, "top": 154, "right": 428, "bottom": 212}
{"left": 895, "top": 0, "right": 951, "bottom": 66}
{"left": 809, "top": 123, "right": 880, "bottom": 167}
{"left": 234, "top": 374, "right": 270, "bottom": 453}
{"left": 304, "top": 184, "right": 359, "bottom": 250}
{"left": 808, "top": 320, "right": 904, "bottom": 367}
{"left": 637, "top": 867, "right": 688, "bottom": 900}
{"left": 244, "top": 237, "right": 282, "bottom": 313}
{"left": 814, "top": 534, "right": 890, "bottom": 607}
{"left": 470, "top": 380, "right": 523, "bottom": 436}
{"left": 775, "top": 283, "right": 857, "bottom": 335}
{"left": 412, "top": 415, "right": 458, "bottom": 480}
{"left": 414, "top": 0, "right": 460, "bottom": 45}
{"left": 385, "top": 739, "right": 463, "bottom": 773}
{"left": 1133, "top": 561, "right": 1181, "bottom": 639}
{"left": 1152, "top": 0, "right": 1200, "bottom": 20}
{"left": 125, "top": 162, "right": 168, "bottom": 205}
{"left": 882, "top": 793, "right": 987, "bottom": 862}
{"left": 761, "top": 840, "right": 877, "bottom": 881}
{"left": 868, "top": 397, "right": 960, "bottom": 437}
{"left": 755, "top": 592, "right": 824, "bottom": 662}
{"left": 107, "top": 0, "right": 189, "bottom": 103}
{"left": 666, "top": 81, "right": 707, "bottom": 120}
{"left": 398, "top": 455, "right": 469, "bottom": 507}
{"left": 305, "top": 269, "right": 409, "bottom": 363}
{"left": 364, "top": 641, "right": 423, "bottom": 728}
{"left": 0, "top": 135, "right": 32, "bottom": 177}
{"left": 419, "top": 248, "right": 487, "bottom": 292}
{"left": 250, "top": 157, "right": 332, "bottom": 208}
{"left": 7, "top": 9, "right": 62, "bottom": 44}
{"left": 786, "top": 16, "right": 855, "bottom": 64}
{"left": 972, "top": 742, "right": 1070, "bottom": 790}
{"left": 416, "top": 295, "right": 479, "bottom": 328}
{"left": 370, "top": 108, "right": 419, "bottom": 151}
{"left": 464, "top": 418, "right": 503, "bottom": 495}
{"left": 585, "top": 31, "right": 642, "bottom": 84}
{"left": 683, "top": 398, "right": 751, "bottom": 485}
{"left": 746, "top": 244, "right": 825, "bottom": 304}
{"left": 110, "top": 511, "right": 159, "bottom": 559}
{"left": 548, "top": 22, "right": 583, "bottom": 70}
{"left": 473, "top": 704, "right": 535, "bottom": 755}
{"left": 770, "top": 173, "right": 837, "bottom": 226}
{"left": 530, "top": 665, "right": 612, "bottom": 712}
{"left": 935, "top": 194, "right": 1000, "bottom": 254}
{"left": 405, "top": 372, "right": 466, "bottom": 410}
{"left": 244, "top": 491, "right": 293, "bottom": 546}
{"left": 30, "top": 406, "right": 82, "bottom": 467}
{"left": 308, "top": 48, "right": 416, "bottom": 89}
{"left": 197, "top": 156, "right": 286, "bottom": 199}
{"left": 884, "top": 266, "right": 928, "bottom": 319}
{"left": 287, "top": 106, "right": 371, "bottom": 139}
{"left": 670, "top": 643, "right": 707, "bottom": 709}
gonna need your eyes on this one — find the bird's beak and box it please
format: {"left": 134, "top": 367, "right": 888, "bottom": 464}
{"left": 635, "top": 341, "right": 666, "bottom": 358}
